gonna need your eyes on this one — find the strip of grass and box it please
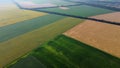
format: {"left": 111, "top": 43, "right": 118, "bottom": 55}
{"left": 1, "top": 17, "right": 83, "bottom": 68}
{"left": 0, "top": 14, "right": 64, "bottom": 42}
{"left": 8, "top": 35, "right": 120, "bottom": 68}
{"left": 39, "top": 5, "right": 114, "bottom": 17}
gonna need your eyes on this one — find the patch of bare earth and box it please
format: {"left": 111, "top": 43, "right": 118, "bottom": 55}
{"left": 64, "top": 16, "right": 120, "bottom": 58}
{"left": 91, "top": 12, "right": 120, "bottom": 23}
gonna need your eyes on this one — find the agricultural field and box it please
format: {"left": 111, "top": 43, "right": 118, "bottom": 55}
{"left": 0, "top": 0, "right": 85, "bottom": 67}
{"left": 0, "top": 3, "right": 46, "bottom": 27}
{"left": 0, "top": 17, "right": 83, "bottom": 68}
{"left": 38, "top": 5, "right": 114, "bottom": 17}
{"left": 1, "top": 0, "right": 120, "bottom": 68}
{"left": 0, "top": 14, "right": 65, "bottom": 42}
{"left": 91, "top": 12, "right": 120, "bottom": 23}
{"left": 7, "top": 35, "right": 120, "bottom": 68}
{"left": 64, "top": 20, "right": 120, "bottom": 58}
{"left": 15, "top": 0, "right": 114, "bottom": 17}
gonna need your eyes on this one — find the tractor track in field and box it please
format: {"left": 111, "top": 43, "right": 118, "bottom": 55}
{"left": 13, "top": 0, "right": 120, "bottom": 26}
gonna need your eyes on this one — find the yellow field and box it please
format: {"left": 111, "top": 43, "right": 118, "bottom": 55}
{"left": 0, "top": 4, "right": 46, "bottom": 27}
{"left": 64, "top": 20, "right": 120, "bottom": 58}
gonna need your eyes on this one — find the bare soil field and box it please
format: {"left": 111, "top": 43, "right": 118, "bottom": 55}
{"left": 91, "top": 12, "right": 120, "bottom": 23}
{"left": 64, "top": 20, "right": 120, "bottom": 58}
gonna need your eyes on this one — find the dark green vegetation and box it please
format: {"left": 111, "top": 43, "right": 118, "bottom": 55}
{"left": 0, "top": 14, "right": 65, "bottom": 42}
{"left": 8, "top": 35, "right": 120, "bottom": 68}
{"left": 39, "top": 5, "right": 114, "bottom": 17}
{"left": 7, "top": 56, "right": 45, "bottom": 68}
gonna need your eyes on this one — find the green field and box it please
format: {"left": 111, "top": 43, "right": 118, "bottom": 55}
{"left": 7, "top": 56, "right": 46, "bottom": 68}
{"left": 8, "top": 35, "right": 120, "bottom": 68}
{"left": 0, "top": 14, "right": 65, "bottom": 42}
{"left": 39, "top": 5, "right": 114, "bottom": 17}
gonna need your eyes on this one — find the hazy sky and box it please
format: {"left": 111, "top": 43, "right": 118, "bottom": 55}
{"left": 0, "top": 0, "right": 9, "bottom": 2}
{"left": 0, "top": 0, "right": 12, "bottom": 4}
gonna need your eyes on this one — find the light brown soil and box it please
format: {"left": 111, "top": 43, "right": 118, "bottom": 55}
{"left": 64, "top": 20, "right": 120, "bottom": 58}
{"left": 91, "top": 12, "right": 120, "bottom": 23}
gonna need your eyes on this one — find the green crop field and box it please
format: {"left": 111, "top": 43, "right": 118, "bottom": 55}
{"left": 7, "top": 35, "right": 120, "bottom": 68}
{"left": 39, "top": 5, "right": 114, "bottom": 17}
{"left": 0, "top": 14, "right": 65, "bottom": 42}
